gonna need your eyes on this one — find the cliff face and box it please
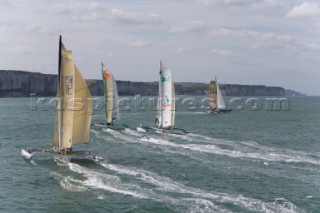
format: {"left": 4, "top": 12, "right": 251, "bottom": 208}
{"left": 0, "top": 70, "right": 57, "bottom": 97}
{"left": 220, "top": 84, "right": 285, "bottom": 96}
{"left": 0, "top": 70, "right": 287, "bottom": 97}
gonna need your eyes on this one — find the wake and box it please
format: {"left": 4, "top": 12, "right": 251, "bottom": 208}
{"left": 51, "top": 159, "right": 301, "bottom": 213}
{"left": 103, "top": 129, "right": 320, "bottom": 165}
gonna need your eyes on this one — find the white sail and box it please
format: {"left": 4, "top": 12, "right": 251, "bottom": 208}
{"left": 53, "top": 38, "right": 92, "bottom": 151}
{"left": 101, "top": 63, "right": 119, "bottom": 124}
{"left": 157, "top": 61, "right": 174, "bottom": 128}
{"left": 171, "top": 81, "right": 175, "bottom": 126}
{"left": 216, "top": 77, "right": 227, "bottom": 111}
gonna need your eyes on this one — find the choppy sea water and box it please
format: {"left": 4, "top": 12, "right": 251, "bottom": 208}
{"left": 0, "top": 96, "right": 319, "bottom": 212}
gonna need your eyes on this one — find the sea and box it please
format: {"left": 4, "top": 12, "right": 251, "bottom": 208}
{"left": 0, "top": 96, "right": 319, "bottom": 213}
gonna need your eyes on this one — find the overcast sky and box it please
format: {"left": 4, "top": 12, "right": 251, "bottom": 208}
{"left": 0, "top": 0, "right": 319, "bottom": 95}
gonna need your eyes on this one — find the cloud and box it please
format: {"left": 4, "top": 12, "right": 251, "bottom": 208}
{"left": 47, "top": 1, "right": 99, "bottom": 15}
{"left": 128, "top": 40, "right": 149, "bottom": 48}
{"left": 211, "top": 48, "right": 233, "bottom": 56}
{"left": 7, "top": 46, "right": 33, "bottom": 54}
{"left": 50, "top": 2, "right": 161, "bottom": 25}
{"left": 0, "top": 0, "right": 9, "bottom": 6}
{"left": 0, "top": 25, "right": 53, "bottom": 36}
{"left": 174, "top": 47, "right": 186, "bottom": 54}
{"left": 106, "top": 52, "right": 114, "bottom": 57}
{"left": 197, "top": 0, "right": 255, "bottom": 6}
{"left": 169, "top": 21, "right": 206, "bottom": 33}
{"left": 110, "top": 9, "right": 160, "bottom": 25}
{"left": 250, "top": 0, "right": 284, "bottom": 11}
{"left": 210, "top": 28, "right": 320, "bottom": 57}
{"left": 287, "top": 2, "right": 320, "bottom": 18}
{"left": 25, "top": 25, "right": 54, "bottom": 35}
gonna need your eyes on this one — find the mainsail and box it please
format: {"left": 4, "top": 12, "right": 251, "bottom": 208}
{"left": 156, "top": 61, "right": 174, "bottom": 128}
{"left": 216, "top": 77, "right": 226, "bottom": 111}
{"left": 53, "top": 37, "right": 92, "bottom": 151}
{"left": 208, "top": 77, "right": 226, "bottom": 111}
{"left": 101, "top": 63, "right": 119, "bottom": 124}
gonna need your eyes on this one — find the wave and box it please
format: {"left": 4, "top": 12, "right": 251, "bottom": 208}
{"left": 66, "top": 162, "right": 226, "bottom": 212}
{"left": 67, "top": 162, "right": 147, "bottom": 199}
{"left": 46, "top": 149, "right": 302, "bottom": 212}
{"left": 99, "top": 162, "right": 301, "bottom": 213}
{"left": 119, "top": 130, "right": 320, "bottom": 165}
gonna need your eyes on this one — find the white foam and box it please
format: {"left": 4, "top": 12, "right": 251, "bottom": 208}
{"left": 100, "top": 162, "right": 301, "bottom": 212}
{"left": 136, "top": 133, "right": 320, "bottom": 165}
{"left": 124, "top": 128, "right": 142, "bottom": 137}
{"left": 67, "top": 162, "right": 147, "bottom": 199}
{"left": 59, "top": 176, "right": 88, "bottom": 192}
{"left": 103, "top": 128, "right": 137, "bottom": 142}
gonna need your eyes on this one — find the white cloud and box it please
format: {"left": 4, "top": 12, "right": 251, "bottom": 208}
{"left": 169, "top": 21, "right": 205, "bottom": 33}
{"left": 128, "top": 40, "right": 149, "bottom": 48}
{"left": 51, "top": 2, "right": 161, "bottom": 25}
{"left": 0, "top": 0, "right": 9, "bottom": 6}
{"left": 110, "top": 9, "right": 160, "bottom": 25}
{"left": 8, "top": 46, "right": 33, "bottom": 54}
{"left": 250, "top": 0, "right": 284, "bottom": 11}
{"left": 106, "top": 52, "right": 114, "bottom": 57}
{"left": 47, "top": 1, "right": 99, "bottom": 15}
{"left": 210, "top": 28, "right": 320, "bottom": 57}
{"left": 287, "top": 2, "right": 320, "bottom": 18}
{"left": 197, "top": 0, "right": 255, "bottom": 6}
{"left": 211, "top": 48, "right": 233, "bottom": 56}
{"left": 25, "top": 25, "right": 54, "bottom": 35}
{"left": 174, "top": 47, "right": 186, "bottom": 54}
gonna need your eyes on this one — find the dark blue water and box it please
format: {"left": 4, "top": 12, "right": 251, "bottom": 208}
{"left": 1, "top": 96, "right": 319, "bottom": 212}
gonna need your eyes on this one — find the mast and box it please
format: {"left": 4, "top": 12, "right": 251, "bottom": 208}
{"left": 58, "top": 35, "right": 62, "bottom": 152}
{"left": 157, "top": 60, "right": 163, "bottom": 127}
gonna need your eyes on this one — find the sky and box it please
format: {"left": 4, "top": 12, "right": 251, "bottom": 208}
{"left": 0, "top": 0, "right": 319, "bottom": 95}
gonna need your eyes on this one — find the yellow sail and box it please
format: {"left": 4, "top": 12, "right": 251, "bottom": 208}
{"left": 72, "top": 66, "right": 92, "bottom": 144}
{"left": 208, "top": 80, "right": 217, "bottom": 111}
{"left": 53, "top": 41, "right": 92, "bottom": 150}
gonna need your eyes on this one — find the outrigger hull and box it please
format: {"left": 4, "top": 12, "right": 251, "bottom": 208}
{"left": 208, "top": 109, "right": 232, "bottom": 113}
{"left": 21, "top": 149, "right": 103, "bottom": 162}
{"left": 92, "top": 123, "right": 128, "bottom": 131}
{"left": 136, "top": 126, "right": 188, "bottom": 135}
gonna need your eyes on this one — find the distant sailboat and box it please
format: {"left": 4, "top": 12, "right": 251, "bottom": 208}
{"left": 93, "top": 63, "right": 127, "bottom": 130}
{"left": 208, "top": 76, "right": 230, "bottom": 113}
{"left": 137, "top": 61, "right": 188, "bottom": 135}
{"left": 21, "top": 36, "right": 102, "bottom": 161}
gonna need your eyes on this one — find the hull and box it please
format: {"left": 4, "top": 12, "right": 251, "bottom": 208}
{"left": 208, "top": 109, "right": 232, "bottom": 113}
{"left": 137, "top": 126, "right": 188, "bottom": 135}
{"left": 93, "top": 123, "right": 128, "bottom": 130}
{"left": 21, "top": 149, "right": 103, "bottom": 162}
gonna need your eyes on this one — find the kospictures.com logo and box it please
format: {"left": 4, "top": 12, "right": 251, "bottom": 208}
{"left": 30, "top": 95, "right": 290, "bottom": 113}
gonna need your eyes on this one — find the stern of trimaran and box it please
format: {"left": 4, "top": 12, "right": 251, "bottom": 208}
{"left": 21, "top": 36, "right": 103, "bottom": 162}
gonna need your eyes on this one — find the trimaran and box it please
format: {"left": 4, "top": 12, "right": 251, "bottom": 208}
{"left": 93, "top": 63, "right": 127, "bottom": 130}
{"left": 21, "top": 36, "right": 102, "bottom": 161}
{"left": 208, "top": 76, "right": 231, "bottom": 113}
{"left": 137, "top": 61, "right": 188, "bottom": 135}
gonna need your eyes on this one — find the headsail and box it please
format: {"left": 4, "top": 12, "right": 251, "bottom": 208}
{"left": 101, "top": 63, "right": 119, "bottom": 124}
{"left": 53, "top": 37, "right": 92, "bottom": 151}
{"left": 157, "top": 61, "right": 174, "bottom": 128}
{"left": 208, "top": 76, "right": 226, "bottom": 111}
